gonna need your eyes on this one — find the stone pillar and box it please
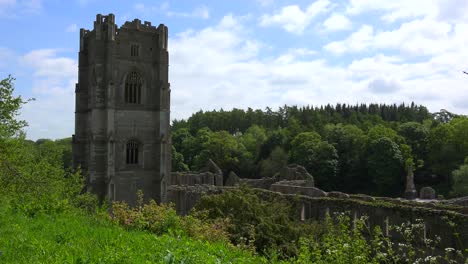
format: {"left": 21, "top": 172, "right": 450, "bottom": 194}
{"left": 404, "top": 165, "right": 417, "bottom": 199}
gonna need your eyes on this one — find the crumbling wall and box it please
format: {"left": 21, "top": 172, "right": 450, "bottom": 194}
{"left": 170, "top": 159, "right": 224, "bottom": 187}
{"left": 167, "top": 185, "right": 468, "bottom": 251}
{"left": 170, "top": 172, "right": 216, "bottom": 186}
{"left": 167, "top": 185, "right": 225, "bottom": 215}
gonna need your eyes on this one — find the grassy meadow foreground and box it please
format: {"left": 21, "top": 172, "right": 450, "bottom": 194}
{"left": 0, "top": 202, "right": 265, "bottom": 264}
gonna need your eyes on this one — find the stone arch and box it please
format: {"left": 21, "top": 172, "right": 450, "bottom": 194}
{"left": 125, "top": 139, "right": 140, "bottom": 164}
{"left": 124, "top": 71, "right": 143, "bottom": 104}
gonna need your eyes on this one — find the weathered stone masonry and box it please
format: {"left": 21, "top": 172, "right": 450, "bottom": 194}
{"left": 73, "top": 14, "right": 171, "bottom": 204}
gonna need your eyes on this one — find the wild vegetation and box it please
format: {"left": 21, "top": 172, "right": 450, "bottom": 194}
{"left": 1, "top": 75, "right": 467, "bottom": 263}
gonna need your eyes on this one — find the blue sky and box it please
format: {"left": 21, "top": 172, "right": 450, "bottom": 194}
{"left": 1, "top": 0, "right": 467, "bottom": 140}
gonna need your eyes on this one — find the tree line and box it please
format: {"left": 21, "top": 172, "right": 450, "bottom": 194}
{"left": 171, "top": 104, "right": 468, "bottom": 197}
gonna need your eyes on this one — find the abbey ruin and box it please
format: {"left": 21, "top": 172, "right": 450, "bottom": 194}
{"left": 72, "top": 15, "right": 468, "bottom": 252}
{"left": 72, "top": 14, "right": 171, "bottom": 204}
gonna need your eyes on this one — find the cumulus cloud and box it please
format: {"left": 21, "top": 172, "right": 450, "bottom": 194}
{"left": 324, "top": 18, "right": 463, "bottom": 57}
{"left": 323, "top": 13, "right": 352, "bottom": 31}
{"left": 18, "top": 49, "right": 77, "bottom": 140}
{"left": 259, "top": 0, "right": 331, "bottom": 34}
{"left": 169, "top": 14, "right": 468, "bottom": 126}
{"left": 346, "top": 0, "right": 437, "bottom": 22}
{"left": 8, "top": 2, "right": 468, "bottom": 140}
{"left": 324, "top": 25, "right": 374, "bottom": 54}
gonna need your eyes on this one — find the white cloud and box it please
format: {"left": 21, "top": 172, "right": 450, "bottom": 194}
{"left": 7, "top": 2, "right": 468, "bottom": 141}
{"left": 323, "top": 13, "right": 352, "bottom": 31}
{"left": 170, "top": 14, "right": 468, "bottom": 127}
{"left": 324, "top": 25, "right": 374, "bottom": 54}
{"left": 346, "top": 0, "right": 437, "bottom": 22}
{"left": 259, "top": 0, "right": 331, "bottom": 34}
{"left": 66, "top": 23, "right": 78, "bottom": 33}
{"left": 21, "top": 49, "right": 76, "bottom": 79}
{"left": 346, "top": 0, "right": 468, "bottom": 23}
{"left": 18, "top": 49, "right": 77, "bottom": 140}
{"left": 324, "top": 18, "right": 462, "bottom": 57}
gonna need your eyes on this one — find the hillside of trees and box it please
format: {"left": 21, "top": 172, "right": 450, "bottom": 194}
{"left": 171, "top": 104, "right": 468, "bottom": 197}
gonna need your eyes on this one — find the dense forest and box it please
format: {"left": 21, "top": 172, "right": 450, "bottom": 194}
{"left": 171, "top": 104, "right": 468, "bottom": 197}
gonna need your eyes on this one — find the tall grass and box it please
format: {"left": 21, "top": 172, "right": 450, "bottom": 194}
{"left": 0, "top": 204, "right": 267, "bottom": 263}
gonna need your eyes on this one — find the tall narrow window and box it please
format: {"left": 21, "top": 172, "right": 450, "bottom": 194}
{"left": 126, "top": 140, "right": 139, "bottom": 164}
{"left": 124, "top": 71, "right": 142, "bottom": 104}
{"left": 130, "top": 44, "right": 139, "bottom": 57}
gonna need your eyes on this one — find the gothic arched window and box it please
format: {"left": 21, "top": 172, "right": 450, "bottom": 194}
{"left": 125, "top": 72, "right": 142, "bottom": 104}
{"left": 126, "top": 139, "right": 139, "bottom": 164}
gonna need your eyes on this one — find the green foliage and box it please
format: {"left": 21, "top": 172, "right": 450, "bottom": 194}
{"left": 240, "top": 124, "right": 267, "bottom": 159}
{"left": 0, "top": 137, "right": 84, "bottom": 216}
{"left": 193, "top": 130, "right": 250, "bottom": 173}
{"left": 324, "top": 124, "right": 367, "bottom": 191}
{"left": 259, "top": 146, "right": 288, "bottom": 178}
{"left": 194, "top": 187, "right": 313, "bottom": 258}
{"left": 171, "top": 145, "right": 189, "bottom": 172}
{"left": 111, "top": 197, "right": 231, "bottom": 244}
{"left": 450, "top": 164, "right": 468, "bottom": 197}
{"left": 294, "top": 213, "right": 467, "bottom": 264}
{"left": 367, "top": 137, "right": 404, "bottom": 196}
{"left": 289, "top": 132, "right": 339, "bottom": 190}
{"left": 0, "top": 204, "right": 265, "bottom": 264}
{"left": 172, "top": 104, "right": 467, "bottom": 196}
{"left": 398, "top": 122, "right": 429, "bottom": 160}
{"left": 367, "top": 124, "right": 402, "bottom": 143}
{"left": 0, "top": 75, "right": 30, "bottom": 138}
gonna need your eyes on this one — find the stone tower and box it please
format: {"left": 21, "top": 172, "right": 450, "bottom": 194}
{"left": 72, "top": 14, "right": 171, "bottom": 204}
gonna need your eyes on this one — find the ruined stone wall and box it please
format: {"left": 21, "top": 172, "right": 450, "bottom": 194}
{"left": 295, "top": 195, "right": 468, "bottom": 250}
{"left": 167, "top": 185, "right": 225, "bottom": 215}
{"left": 168, "top": 186, "right": 468, "bottom": 250}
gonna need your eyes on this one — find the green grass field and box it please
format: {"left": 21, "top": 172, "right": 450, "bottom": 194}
{"left": 0, "top": 205, "right": 266, "bottom": 264}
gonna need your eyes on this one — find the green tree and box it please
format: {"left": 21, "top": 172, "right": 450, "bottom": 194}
{"left": 367, "top": 137, "right": 404, "bottom": 196}
{"left": 450, "top": 163, "right": 468, "bottom": 197}
{"left": 398, "top": 122, "right": 428, "bottom": 162}
{"left": 171, "top": 145, "right": 189, "bottom": 172}
{"left": 368, "top": 125, "right": 400, "bottom": 141}
{"left": 290, "top": 132, "right": 338, "bottom": 190}
{"left": 324, "top": 124, "right": 367, "bottom": 192}
{"left": 0, "top": 76, "right": 83, "bottom": 215}
{"left": 193, "top": 130, "right": 250, "bottom": 174}
{"left": 259, "top": 146, "right": 288, "bottom": 178}
{"left": 0, "top": 75, "right": 29, "bottom": 138}
{"left": 240, "top": 125, "right": 267, "bottom": 159}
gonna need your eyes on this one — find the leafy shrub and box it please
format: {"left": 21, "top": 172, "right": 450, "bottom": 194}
{"left": 193, "top": 186, "right": 314, "bottom": 258}
{"left": 112, "top": 199, "right": 181, "bottom": 235}
{"left": 111, "top": 191, "right": 230, "bottom": 243}
{"left": 73, "top": 191, "right": 101, "bottom": 214}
